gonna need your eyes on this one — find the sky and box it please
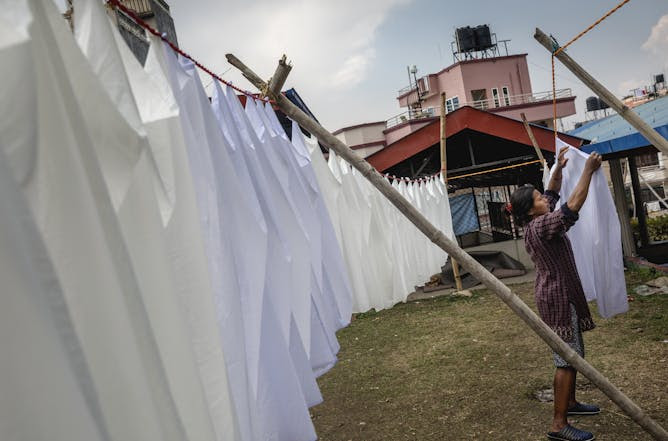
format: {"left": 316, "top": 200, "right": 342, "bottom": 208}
{"left": 59, "top": 0, "right": 668, "bottom": 132}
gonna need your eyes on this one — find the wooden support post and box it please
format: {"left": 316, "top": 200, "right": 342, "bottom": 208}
{"left": 534, "top": 28, "right": 668, "bottom": 156}
{"left": 471, "top": 187, "right": 481, "bottom": 229}
{"left": 441, "top": 92, "right": 463, "bottom": 291}
{"left": 225, "top": 53, "right": 668, "bottom": 441}
{"left": 609, "top": 158, "right": 637, "bottom": 257}
{"left": 266, "top": 54, "right": 292, "bottom": 97}
{"left": 440, "top": 93, "right": 447, "bottom": 174}
{"left": 628, "top": 155, "right": 650, "bottom": 247}
{"left": 520, "top": 112, "right": 547, "bottom": 170}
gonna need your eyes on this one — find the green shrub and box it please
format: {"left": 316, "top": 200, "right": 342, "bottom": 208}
{"left": 630, "top": 215, "right": 668, "bottom": 242}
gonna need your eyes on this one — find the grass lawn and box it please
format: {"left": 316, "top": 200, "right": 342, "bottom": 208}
{"left": 311, "top": 266, "right": 668, "bottom": 440}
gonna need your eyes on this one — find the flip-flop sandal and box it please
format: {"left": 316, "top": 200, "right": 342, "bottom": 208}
{"left": 547, "top": 424, "right": 595, "bottom": 441}
{"left": 568, "top": 402, "right": 601, "bottom": 416}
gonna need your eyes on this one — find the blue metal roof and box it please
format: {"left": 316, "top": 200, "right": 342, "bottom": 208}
{"left": 568, "top": 96, "right": 668, "bottom": 155}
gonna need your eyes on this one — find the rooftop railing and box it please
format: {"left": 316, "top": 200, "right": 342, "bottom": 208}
{"left": 464, "top": 88, "right": 572, "bottom": 110}
{"left": 386, "top": 88, "right": 573, "bottom": 129}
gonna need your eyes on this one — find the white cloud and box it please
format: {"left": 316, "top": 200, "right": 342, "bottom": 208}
{"left": 169, "top": 0, "right": 411, "bottom": 129}
{"left": 642, "top": 14, "right": 668, "bottom": 54}
{"left": 642, "top": 14, "right": 668, "bottom": 71}
{"left": 330, "top": 49, "right": 375, "bottom": 88}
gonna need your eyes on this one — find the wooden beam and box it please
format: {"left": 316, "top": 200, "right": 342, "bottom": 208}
{"left": 628, "top": 155, "right": 650, "bottom": 247}
{"left": 266, "top": 54, "right": 292, "bottom": 98}
{"left": 534, "top": 28, "right": 668, "bottom": 156}
{"left": 440, "top": 92, "right": 463, "bottom": 291}
{"left": 225, "top": 53, "right": 668, "bottom": 441}
{"left": 609, "top": 159, "right": 637, "bottom": 257}
{"left": 440, "top": 93, "right": 447, "bottom": 174}
{"left": 520, "top": 112, "right": 547, "bottom": 170}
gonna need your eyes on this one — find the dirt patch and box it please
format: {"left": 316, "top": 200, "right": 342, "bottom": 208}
{"left": 311, "top": 268, "right": 668, "bottom": 440}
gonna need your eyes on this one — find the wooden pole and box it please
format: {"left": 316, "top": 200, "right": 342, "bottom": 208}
{"left": 534, "top": 28, "right": 668, "bottom": 156}
{"left": 520, "top": 112, "right": 547, "bottom": 170}
{"left": 441, "top": 92, "right": 463, "bottom": 291}
{"left": 440, "top": 93, "right": 448, "bottom": 173}
{"left": 266, "top": 54, "right": 292, "bottom": 97}
{"left": 609, "top": 158, "right": 637, "bottom": 257}
{"left": 628, "top": 155, "right": 650, "bottom": 247}
{"left": 225, "top": 53, "right": 668, "bottom": 441}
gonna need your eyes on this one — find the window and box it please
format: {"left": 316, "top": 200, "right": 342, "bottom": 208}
{"left": 470, "top": 89, "right": 488, "bottom": 109}
{"left": 446, "top": 96, "right": 460, "bottom": 113}
{"left": 636, "top": 151, "right": 659, "bottom": 168}
{"left": 491, "top": 88, "right": 500, "bottom": 107}
{"left": 502, "top": 86, "right": 511, "bottom": 106}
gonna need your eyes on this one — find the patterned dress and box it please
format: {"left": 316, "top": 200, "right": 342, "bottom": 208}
{"left": 523, "top": 190, "right": 595, "bottom": 343}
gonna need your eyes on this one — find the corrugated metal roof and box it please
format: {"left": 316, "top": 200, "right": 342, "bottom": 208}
{"left": 568, "top": 96, "right": 668, "bottom": 155}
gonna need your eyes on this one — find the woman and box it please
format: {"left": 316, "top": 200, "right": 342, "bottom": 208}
{"left": 509, "top": 146, "right": 603, "bottom": 441}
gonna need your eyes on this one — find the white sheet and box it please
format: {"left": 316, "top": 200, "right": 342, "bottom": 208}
{"left": 548, "top": 138, "right": 628, "bottom": 318}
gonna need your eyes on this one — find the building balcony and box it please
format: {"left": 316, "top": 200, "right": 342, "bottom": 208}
{"left": 465, "top": 88, "right": 573, "bottom": 111}
{"left": 395, "top": 88, "right": 576, "bottom": 127}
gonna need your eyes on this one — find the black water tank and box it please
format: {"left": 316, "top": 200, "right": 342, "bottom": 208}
{"left": 474, "top": 25, "right": 493, "bottom": 50}
{"left": 586, "top": 96, "right": 600, "bottom": 112}
{"left": 597, "top": 97, "right": 610, "bottom": 109}
{"left": 456, "top": 27, "right": 476, "bottom": 52}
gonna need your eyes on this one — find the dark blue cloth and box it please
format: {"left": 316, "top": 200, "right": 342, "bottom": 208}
{"left": 449, "top": 193, "right": 479, "bottom": 236}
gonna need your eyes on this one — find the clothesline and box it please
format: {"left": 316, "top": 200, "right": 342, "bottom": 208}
{"left": 106, "top": 0, "right": 272, "bottom": 103}
{"left": 381, "top": 158, "right": 544, "bottom": 184}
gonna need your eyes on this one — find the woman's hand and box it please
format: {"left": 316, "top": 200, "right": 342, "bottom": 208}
{"left": 585, "top": 152, "right": 602, "bottom": 173}
{"left": 556, "top": 146, "right": 569, "bottom": 169}
{"left": 568, "top": 151, "right": 602, "bottom": 213}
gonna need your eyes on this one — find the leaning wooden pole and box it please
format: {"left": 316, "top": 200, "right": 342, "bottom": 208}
{"left": 535, "top": 28, "right": 668, "bottom": 156}
{"left": 520, "top": 112, "right": 547, "bottom": 171}
{"left": 440, "top": 92, "right": 463, "bottom": 291}
{"left": 226, "top": 53, "right": 668, "bottom": 441}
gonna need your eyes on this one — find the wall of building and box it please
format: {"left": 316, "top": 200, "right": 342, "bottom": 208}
{"left": 334, "top": 122, "right": 386, "bottom": 147}
{"left": 460, "top": 55, "right": 532, "bottom": 104}
{"left": 419, "top": 64, "right": 467, "bottom": 112}
{"left": 491, "top": 98, "right": 576, "bottom": 125}
{"left": 383, "top": 119, "right": 434, "bottom": 145}
{"left": 355, "top": 144, "right": 386, "bottom": 158}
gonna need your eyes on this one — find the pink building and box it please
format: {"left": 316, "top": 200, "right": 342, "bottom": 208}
{"left": 396, "top": 54, "right": 575, "bottom": 127}
{"left": 335, "top": 51, "right": 577, "bottom": 157}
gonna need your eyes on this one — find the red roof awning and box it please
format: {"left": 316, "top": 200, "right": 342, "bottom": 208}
{"left": 367, "top": 106, "right": 584, "bottom": 172}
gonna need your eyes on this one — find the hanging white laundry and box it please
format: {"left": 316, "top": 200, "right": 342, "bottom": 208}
{"left": 72, "top": 4, "right": 240, "bottom": 440}
{"left": 242, "top": 94, "right": 341, "bottom": 382}
{"left": 548, "top": 138, "right": 628, "bottom": 318}
{"left": 0, "top": 137, "right": 108, "bottom": 441}
{"left": 256, "top": 102, "right": 346, "bottom": 375}
{"left": 309, "top": 142, "right": 453, "bottom": 312}
{"left": 215, "top": 83, "right": 320, "bottom": 441}
{"left": 287, "top": 120, "right": 353, "bottom": 328}
{"left": 10, "top": 2, "right": 189, "bottom": 439}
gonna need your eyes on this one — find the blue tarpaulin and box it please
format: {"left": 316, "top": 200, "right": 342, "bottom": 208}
{"left": 569, "top": 96, "right": 668, "bottom": 155}
{"left": 449, "top": 193, "right": 479, "bottom": 236}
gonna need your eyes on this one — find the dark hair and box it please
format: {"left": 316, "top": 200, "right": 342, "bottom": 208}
{"left": 509, "top": 184, "right": 536, "bottom": 226}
